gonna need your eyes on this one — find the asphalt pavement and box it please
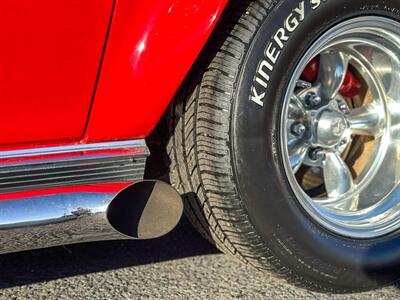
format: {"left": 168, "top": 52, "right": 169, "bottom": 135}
{"left": 0, "top": 216, "right": 398, "bottom": 299}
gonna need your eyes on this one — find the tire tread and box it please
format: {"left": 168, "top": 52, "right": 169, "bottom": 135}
{"left": 167, "top": 0, "right": 337, "bottom": 292}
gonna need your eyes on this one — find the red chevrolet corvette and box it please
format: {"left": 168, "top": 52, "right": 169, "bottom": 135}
{"left": 2, "top": 0, "right": 400, "bottom": 292}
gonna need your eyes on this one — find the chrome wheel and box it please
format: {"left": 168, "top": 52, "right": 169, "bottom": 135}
{"left": 281, "top": 17, "right": 400, "bottom": 238}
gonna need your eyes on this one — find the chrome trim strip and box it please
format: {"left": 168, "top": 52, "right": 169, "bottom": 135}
{"left": 0, "top": 139, "right": 149, "bottom": 193}
{"left": 0, "top": 139, "right": 148, "bottom": 159}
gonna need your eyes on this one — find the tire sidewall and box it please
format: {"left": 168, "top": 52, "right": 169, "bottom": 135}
{"left": 233, "top": 0, "right": 400, "bottom": 288}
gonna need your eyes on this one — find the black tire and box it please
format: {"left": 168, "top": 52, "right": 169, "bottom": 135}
{"left": 167, "top": 0, "right": 400, "bottom": 292}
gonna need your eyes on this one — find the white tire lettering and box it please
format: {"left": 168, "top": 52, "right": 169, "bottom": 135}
{"left": 258, "top": 60, "right": 273, "bottom": 81}
{"left": 255, "top": 77, "right": 268, "bottom": 88}
{"left": 311, "top": 0, "right": 321, "bottom": 10}
{"left": 251, "top": 87, "right": 265, "bottom": 107}
{"left": 274, "top": 28, "right": 288, "bottom": 49}
{"left": 265, "top": 42, "right": 280, "bottom": 64}
{"left": 294, "top": 1, "right": 305, "bottom": 21}
{"left": 285, "top": 13, "right": 299, "bottom": 32}
{"left": 250, "top": 0, "right": 327, "bottom": 107}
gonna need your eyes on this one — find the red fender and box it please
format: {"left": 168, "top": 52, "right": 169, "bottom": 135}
{"left": 84, "top": 0, "right": 228, "bottom": 142}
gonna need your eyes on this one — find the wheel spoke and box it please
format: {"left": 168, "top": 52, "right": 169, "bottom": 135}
{"left": 288, "top": 137, "right": 308, "bottom": 173}
{"left": 323, "top": 152, "right": 353, "bottom": 198}
{"left": 348, "top": 104, "right": 385, "bottom": 137}
{"left": 357, "top": 142, "right": 400, "bottom": 210}
{"left": 296, "top": 80, "right": 312, "bottom": 89}
{"left": 318, "top": 50, "right": 349, "bottom": 100}
{"left": 288, "top": 95, "right": 306, "bottom": 120}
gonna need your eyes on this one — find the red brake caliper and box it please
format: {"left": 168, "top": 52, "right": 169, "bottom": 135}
{"left": 300, "top": 56, "right": 361, "bottom": 98}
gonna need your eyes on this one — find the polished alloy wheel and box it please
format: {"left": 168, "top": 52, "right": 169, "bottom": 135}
{"left": 281, "top": 17, "right": 400, "bottom": 238}
{"left": 170, "top": 0, "right": 400, "bottom": 288}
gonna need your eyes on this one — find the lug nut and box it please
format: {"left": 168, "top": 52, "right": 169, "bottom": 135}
{"left": 339, "top": 138, "right": 348, "bottom": 146}
{"left": 296, "top": 80, "right": 312, "bottom": 89}
{"left": 305, "top": 93, "right": 322, "bottom": 107}
{"left": 291, "top": 123, "right": 306, "bottom": 137}
{"left": 309, "top": 148, "right": 326, "bottom": 161}
{"left": 338, "top": 103, "right": 350, "bottom": 114}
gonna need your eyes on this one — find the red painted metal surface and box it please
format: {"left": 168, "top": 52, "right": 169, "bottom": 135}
{"left": 0, "top": 0, "right": 114, "bottom": 147}
{"left": 301, "top": 55, "right": 361, "bottom": 98}
{"left": 84, "top": 0, "right": 228, "bottom": 142}
{"left": 301, "top": 57, "right": 320, "bottom": 82}
{"left": 340, "top": 71, "right": 361, "bottom": 98}
{"left": 0, "top": 182, "right": 131, "bottom": 201}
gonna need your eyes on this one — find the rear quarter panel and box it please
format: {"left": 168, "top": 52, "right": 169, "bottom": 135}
{"left": 84, "top": 0, "right": 228, "bottom": 142}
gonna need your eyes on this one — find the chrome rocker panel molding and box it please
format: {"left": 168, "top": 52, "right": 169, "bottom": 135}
{"left": 0, "top": 140, "right": 183, "bottom": 254}
{"left": 0, "top": 140, "right": 149, "bottom": 193}
{"left": 0, "top": 139, "right": 148, "bottom": 159}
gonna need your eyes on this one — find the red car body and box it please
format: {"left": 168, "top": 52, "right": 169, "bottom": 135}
{"left": 0, "top": 0, "right": 227, "bottom": 254}
{"left": 0, "top": 0, "right": 227, "bottom": 148}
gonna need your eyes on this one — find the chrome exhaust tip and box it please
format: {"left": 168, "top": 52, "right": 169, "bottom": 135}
{"left": 0, "top": 180, "right": 183, "bottom": 254}
{"left": 107, "top": 180, "right": 183, "bottom": 240}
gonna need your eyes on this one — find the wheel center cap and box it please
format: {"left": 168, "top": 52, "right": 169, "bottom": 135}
{"left": 316, "top": 110, "right": 347, "bottom": 147}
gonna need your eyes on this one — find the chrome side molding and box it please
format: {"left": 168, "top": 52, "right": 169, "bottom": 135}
{"left": 0, "top": 140, "right": 148, "bottom": 159}
{"left": 0, "top": 140, "right": 149, "bottom": 193}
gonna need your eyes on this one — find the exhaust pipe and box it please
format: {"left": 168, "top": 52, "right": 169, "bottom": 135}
{"left": 0, "top": 180, "right": 183, "bottom": 254}
{"left": 107, "top": 181, "right": 183, "bottom": 240}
